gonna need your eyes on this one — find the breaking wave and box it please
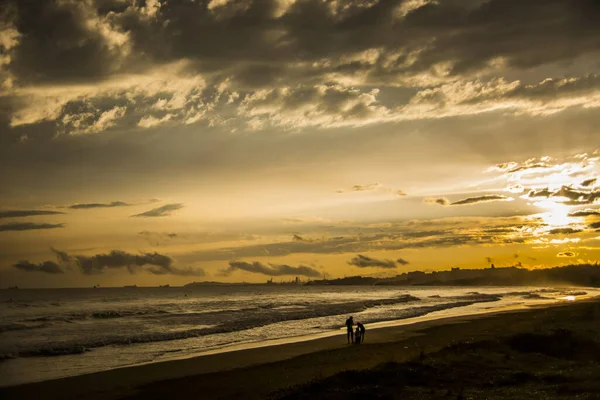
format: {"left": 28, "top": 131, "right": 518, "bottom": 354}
{"left": 0, "top": 293, "right": 509, "bottom": 360}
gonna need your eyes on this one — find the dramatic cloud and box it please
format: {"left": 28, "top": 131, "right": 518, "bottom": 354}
{"left": 48, "top": 249, "right": 205, "bottom": 276}
{"left": 221, "top": 261, "right": 321, "bottom": 278}
{"left": 486, "top": 153, "right": 598, "bottom": 201}
{"left": 68, "top": 201, "right": 130, "bottom": 209}
{"left": 526, "top": 186, "right": 600, "bottom": 206}
{"left": 493, "top": 154, "right": 598, "bottom": 180}
{"left": 548, "top": 228, "right": 582, "bottom": 235}
{"left": 396, "top": 257, "right": 410, "bottom": 265}
{"left": 3, "top": 2, "right": 600, "bottom": 287}
{"left": 7, "top": 0, "right": 599, "bottom": 89}
{"left": 590, "top": 222, "right": 600, "bottom": 229}
{"left": 3, "top": 0, "right": 600, "bottom": 135}
{"left": 132, "top": 203, "right": 184, "bottom": 217}
{"left": 0, "top": 222, "right": 65, "bottom": 232}
{"left": 240, "top": 84, "right": 391, "bottom": 129}
{"left": 569, "top": 209, "right": 600, "bottom": 217}
{"left": 182, "top": 217, "right": 536, "bottom": 262}
{"left": 348, "top": 254, "right": 397, "bottom": 269}
{"left": 0, "top": 210, "right": 64, "bottom": 218}
{"left": 450, "top": 195, "right": 510, "bottom": 206}
{"left": 13, "top": 260, "right": 64, "bottom": 274}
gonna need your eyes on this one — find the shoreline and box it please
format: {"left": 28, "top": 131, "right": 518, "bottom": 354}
{"left": 1, "top": 297, "right": 590, "bottom": 400}
{"left": 0, "top": 294, "right": 565, "bottom": 387}
{"left": 131, "top": 297, "right": 554, "bottom": 365}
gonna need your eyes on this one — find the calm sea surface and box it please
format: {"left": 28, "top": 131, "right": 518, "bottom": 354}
{"left": 0, "top": 285, "right": 594, "bottom": 386}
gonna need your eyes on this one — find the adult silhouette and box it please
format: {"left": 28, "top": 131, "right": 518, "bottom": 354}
{"left": 345, "top": 316, "right": 354, "bottom": 343}
{"left": 356, "top": 322, "right": 366, "bottom": 343}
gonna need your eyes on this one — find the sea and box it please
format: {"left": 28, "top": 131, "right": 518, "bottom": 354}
{"left": 0, "top": 285, "right": 595, "bottom": 387}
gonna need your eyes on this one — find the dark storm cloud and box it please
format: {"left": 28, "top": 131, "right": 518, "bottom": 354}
{"left": 132, "top": 203, "right": 184, "bottom": 217}
{"left": 4, "top": 0, "right": 126, "bottom": 84}
{"left": 68, "top": 201, "right": 130, "bottom": 209}
{"left": 5, "top": 0, "right": 600, "bottom": 87}
{"left": 590, "top": 222, "right": 600, "bottom": 229}
{"left": 0, "top": 222, "right": 65, "bottom": 231}
{"left": 568, "top": 209, "right": 600, "bottom": 217}
{"left": 2, "top": 0, "right": 600, "bottom": 136}
{"left": 129, "top": 0, "right": 599, "bottom": 79}
{"left": 13, "top": 260, "right": 64, "bottom": 274}
{"left": 221, "top": 260, "right": 321, "bottom": 278}
{"left": 49, "top": 248, "right": 205, "bottom": 276}
{"left": 348, "top": 254, "right": 397, "bottom": 269}
{"left": 400, "top": 0, "right": 600, "bottom": 74}
{"left": 450, "top": 195, "right": 509, "bottom": 206}
{"left": 396, "top": 257, "right": 410, "bottom": 265}
{"left": 0, "top": 209, "right": 64, "bottom": 218}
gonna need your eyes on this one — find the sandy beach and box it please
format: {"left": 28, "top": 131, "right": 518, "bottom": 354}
{"left": 3, "top": 298, "right": 599, "bottom": 400}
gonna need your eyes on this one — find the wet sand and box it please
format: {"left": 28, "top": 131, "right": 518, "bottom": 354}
{"left": 1, "top": 299, "right": 596, "bottom": 400}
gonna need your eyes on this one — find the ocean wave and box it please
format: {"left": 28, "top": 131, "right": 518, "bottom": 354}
{"left": 0, "top": 322, "right": 48, "bottom": 333}
{"left": 0, "top": 293, "right": 515, "bottom": 361}
{"left": 91, "top": 311, "right": 125, "bottom": 319}
{"left": 155, "top": 295, "right": 421, "bottom": 325}
{"left": 21, "top": 308, "right": 171, "bottom": 324}
{"left": 319, "top": 296, "right": 503, "bottom": 329}
{"left": 0, "top": 295, "right": 419, "bottom": 359}
{"left": 20, "top": 346, "right": 90, "bottom": 358}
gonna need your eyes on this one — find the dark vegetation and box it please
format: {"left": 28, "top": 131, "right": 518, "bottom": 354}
{"left": 306, "top": 263, "right": 600, "bottom": 287}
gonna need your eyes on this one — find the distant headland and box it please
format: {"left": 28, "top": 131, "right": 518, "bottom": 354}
{"left": 184, "top": 263, "right": 600, "bottom": 288}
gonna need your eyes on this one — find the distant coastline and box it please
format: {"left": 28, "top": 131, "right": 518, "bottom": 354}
{"left": 5, "top": 263, "right": 600, "bottom": 290}
{"left": 187, "top": 263, "right": 600, "bottom": 288}
{"left": 305, "top": 263, "right": 600, "bottom": 287}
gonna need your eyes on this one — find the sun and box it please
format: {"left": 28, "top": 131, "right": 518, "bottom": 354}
{"left": 533, "top": 200, "right": 574, "bottom": 228}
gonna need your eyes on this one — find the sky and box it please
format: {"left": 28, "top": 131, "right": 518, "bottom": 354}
{"left": 0, "top": 0, "right": 599, "bottom": 288}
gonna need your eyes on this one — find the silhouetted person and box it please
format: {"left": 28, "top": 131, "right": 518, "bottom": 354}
{"left": 356, "top": 322, "right": 365, "bottom": 343}
{"left": 345, "top": 316, "right": 354, "bottom": 343}
{"left": 354, "top": 326, "right": 362, "bottom": 344}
